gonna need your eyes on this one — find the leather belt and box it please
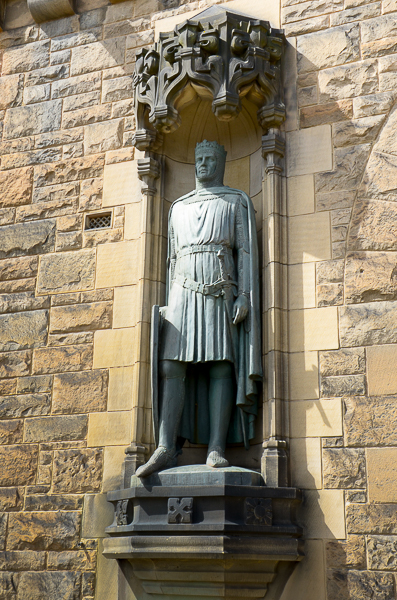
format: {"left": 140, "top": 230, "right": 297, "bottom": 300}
{"left": 174, "top": 274, "right": 237, "bottom": 297}
{"left": 176, "top": 244, "right": 232, "bottom": 260}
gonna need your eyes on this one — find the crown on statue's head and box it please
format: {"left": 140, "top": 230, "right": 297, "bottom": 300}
{"left": 195, "top": 140, "right": 227, "bottom": 159}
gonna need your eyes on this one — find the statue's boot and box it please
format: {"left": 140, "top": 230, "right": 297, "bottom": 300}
{"left": 206, "top": 361, "right": 234, "bottom": 468}
{"left": 136, "top": 360, "right": 186, "bottom": 478}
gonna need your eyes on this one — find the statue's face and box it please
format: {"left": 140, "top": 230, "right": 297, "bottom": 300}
{"left": 195, "top": 151, "right": 218, "bottom": 182}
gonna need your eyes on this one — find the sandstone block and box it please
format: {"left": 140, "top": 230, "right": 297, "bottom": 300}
{"left": 0, "top": 310, "right": 48, "bottom": 352}
{"left": 37, "top": 249, "right": 95, "bottom": 294}
{"left": 55, "top": 231, "right": 82, "bottom": 252}
{"left": 102, "top": 76, "right": 133, "bottom": 103}
{"left": 0, "top": 350, "right": 31, "bottom": 378}
{"left": 289, "top": 307, "right": 338, "bottom": 352}
{"left": 318, "top": 60, "right": 378, "bottom": 103}
{"left": 84, "top": 119, "right": 123, "bottom": 155}
{"left": 297, "top": 24, "right": 359, "bottom": 73}
{"left": 7, "top": 511, "right": 81, "bottom": 551}
{"left": 317, "top": 282, "right": 343, "bottom": 307}
{"left": 52, "top": 448, "right": 103, "bottom": 493}
{"left": 63, "top": 91, "right": 100, "bottom": 113}
{"left": 367, "top": 447, "right": 397, "bottom": 502}
{"left": 360, "top": 153, "right": 397, "bottom": 202}
{"left": 288, "top": 212, "right": 331, "bottom": 264}
{"left": 316, "top": 258, "right": 344, "bottom": 283}
{"left": 361, "top": 13, "right": 397, "bottom": 43}
{"left": 300, "top": 99, "right": 353, "bottom": 129}
{"left": 24, "top": 415, "right": 88, "bottom": 443}
{"left": 0, "top": 292, "right": 49, "bottom": 314}
{"left": 367, "top": 344, "right": 397, "bottom": 396}
{"left": 50, "top": 302, "right": 112, "bottom": 334}
{"left": 287, "top": 174, "right": 314, "bottom": 217}
{"left": 1, "top": 148, "right": 63, "bottom": 171}
{"left": 0, "top": 279, "right": 36, "bottom": 294}
{"left": 71, "top": 38, "right": 125, "bottom": 76}
{"left": 0, "top": 379, "right": 16, "bottom": 395}
{"left": 34, "top": 155, "right": 103, "bottom": 187}
{"left": 345, "top": 395, "right": 397, "bottom": 446}
{"left": 319, "top": 348, "right": 365, "bottom": 377}
{"left": 48, "top": 332, "right": 93, "bottom": 347}
{"left": 52, "top": 72, "right": 102, "bottom": 99}
{"left": 24, "top": 495, "right": 83, "bottom": 511}
{"left": 316, "top": 190, "right": 356, "bottom": 212}
{"left": 81, "top": 493, "right": 114, "bottom": 538}
{"left": 0, "top": 74, "right": 23, "bottom": 110}
{"left": 330, "top": 3, "right": 381, "bottom": 26}
{"left": 23, "top": 84, "right": 50, "bottom": 105}
{"left": 333, "top": 115, "right": 385, "bottom": 147}
{"left": 327, "top": 570, "right": 394, "bottom": 600}
{"left": 62, "top": 104, "right": 112, "bottom": 129}
{"left": 2, "top": 40, "right": 50, "bottom": 75}
{"left": 53, "top": 370, "right": 108, "bottom": 414}
{"left": 25, "top": 65, "right": 69, "bottom": 87}
{"left": 87, "top": 410, "right": 131, "bottom": 446}
{"left": 16, "top": 375, "right": 52, "bottom": 394}
{"left": 102, "top": 160, "right": 141, "bottom": 207}
{"left": 79, "top": 177, "right": 102, "bottom": 211}
{"left": 353, "top": 92, "right": 394, "bottom": 118}
{"left": 0, "top": 220, "right": 55, "bottom": 259}
{"left": 296, "top": 488, "right": 345, "bottom": 539}
{"left": 0, "top": 572, "right": 14, "bottom": 598}
{"left": 0, "top": 394, "right": 50, "bottom": 418}
{"left": 345, "top": 251, "right": 397, "bottom": 304}
{"left": 289, "top": 437, "right": 322, "bottom": 489}
{"left": 0, "top": 445, "right": 38, "bottom": 486}
{"left": 282, "top": 0, "right": 344, "bottom": 24}
{"left": 340, "top": 301, "right": 397, "bottom": 347}
{"left": 286, "top": 124, "right": 332, "bottom": 177}
{"left": 347, "top": 503, "right": 397, "bottom": 534}
{"left": 47, "top": 549, "right": 96, "bottom": 571}
{"left": 0, "top": 208, "right": 15, "bottom": 226}
{"left": 33, "top": 344, "right": 92, "bottom": 374}
{"left": 284, "top": 14, "right": 330, "bottom": 37}
{"left": 321, "top": 374, "right": 365, "bottom": 397}
{"left": 367, "top": 535, "right": 397, "bottom": 570}
{"left": 323, "top": 448, "right": 366, "bottom": 488}
{"left": 326, "top": 535, "right": 366, "bottom": 568}
{"left": 96, "top": 241, "right": 140, "bottom": 288}
{"left": 0, "top": 256, "right": 39, "bottom": 281}
{"left": 290, "top": 398, "right": 342, "bottom": 438}
{"left": 315, "top": 144, "right": 371, "bottom": 194}
{"left": 4, "top": 100, "right": 62, "bottom": 140}
{"left": 0, "top": 420, "right": 22, "bottom": 444}
{"left": 0, "top": 550, "right": 46, "bottom": 571}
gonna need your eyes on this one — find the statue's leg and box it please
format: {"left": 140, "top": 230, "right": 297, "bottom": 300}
{"left": 206, "top": 361, "right": 234, "bottom": 468}
{"left": 136, "top": 360, "right": 186, "bottom": 478}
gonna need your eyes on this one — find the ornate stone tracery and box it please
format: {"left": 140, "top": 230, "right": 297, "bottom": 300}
{"left": 133, "top": 6, "right": 285, "bottom": 150}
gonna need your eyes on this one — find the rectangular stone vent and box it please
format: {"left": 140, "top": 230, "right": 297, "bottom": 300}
{"left": 85, "top": 213, "right": 112, "bottom": 230}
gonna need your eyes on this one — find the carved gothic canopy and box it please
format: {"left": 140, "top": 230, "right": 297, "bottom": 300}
{"left": 133, "top": 6, "right": 285, "bottom": 150}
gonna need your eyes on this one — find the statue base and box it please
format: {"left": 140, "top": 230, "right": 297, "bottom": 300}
{"left": 103, "top": 466, "right": 303, "bottom": 599}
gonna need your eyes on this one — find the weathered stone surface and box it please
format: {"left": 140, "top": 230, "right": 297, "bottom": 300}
{"left": 32, "top": 345, "right": 92, "bottom": 374}
{"left": 347, "top": 503, "right": 397, "bottom": 534}
{"left": 349, "top": 201, "right": 397, "bottom": 251}
{"left": 18, "top": 570, "right": 81, "bottom": 600}
{"left": 7, "top": 511, "right": 81, "bottom": 551}
{"left": 0, "top": 310, "right": 48, "bottom": 352}
{"left": 0, "top": 379, "right": 16, "bottom": 395}
{"left": 63, "top": 104, "right": 112, "bottom": 129}
{"left": 326, "top": 535, "right": 366, "bottom": 568}
{"left": 34, "top": 156, "right": 103, "bottom": 187}
{"left": 0, "top": 445, "right": 38, "bottom": 486}
{"left": 71, "top": 39, "right": 125, "bottom": 76}
{"left": 24, "top": 495, "right": 83, "bottom": 511}
{"left": 16, "top": 375, "right": 52, "bottom": 394}
{"left": 84, "top": 119, "right": 123, "bottom": 155}
{"left": 55, "top": 231, "right": 82, "bottom": 252}
{"left": 353, "top": 92, "right": 395, "bottom": 118}
{"left": 316, "top": 259, "right": 344, "bottom": 283}
{"left": 4, "top": 101, "right": 62, "bottom": 140}
{"left": 0, "top": 421, "right": 23, "bottom": 445}
{"left": 0, "top": 256, "right": 37, "bottom": 281}
{"left": 300, "top": 99, "right": 353, "bottom": 128}
{"left": 0, "top": 394, "right": 50, "bottom": 418}
{"left": 319, "top": 348, "right": 365, "bottom": 377}
{"left": 0, "top": 279, "right": 36, "bottom": 294}
{"left": 367, "top": 535, "right": 397, "bottom": 570}
{"left": 52, "top": 370, "right": 108, "bottom": 414}
{"left": 340, "top": 301, "right": 397, "bottom": 346}
{"left": 23, "top": 83, "right": 50, "bottom": 105}
{"left": 318, "top": 60, "right": 378, "bottom": 103}
{"left": 0, "top": 350, "right": 31, "bottom": 378}
{"left": 0, "top": 220, "right": 55, "bottom": 259}
{"left": 2, "top": 41, "right": 50, "bottom": 75}
{"left": 282, "top": 0, "right": 344, "bottom": 24}
{"left": 360, "top": 154, "right": 397, "bottom": 201}
{"left": 79, "top": 177, "right": 102, "bottom": 211}
{"left": 315, "top": 145, "right": 371, "bottom": 193}
{"left": 344, "top": 251, "right": 397, "bottom": 303}
{"left": 345, "top": 395, "right": 397, "bottom": 446}
{"left": 63, "top": 91, "right": 101, "bottom": 113}
{"left": 0, "top": 572, "right": 15, "bottom": 599}
{"left": 327, "top": 569, "right": 395, "bottom": 600}
{"left": 297, "top": 24, "right": 359, "bottom": 73}
{"left": 346, "top": 490, "right": 366, "bottom": 504}
{"left": 333, "top": 115, "right": 385, "bottom": 147}
{"left": 52, "top": 448, "right": 103, "bottom": 493}
{"left": 37, "top": 250, "right": 95, "bottom": 294}
{"left": 323, "top": 448, "right": 366, "bottom": 488}
{"left": 47, "top": 549, "right": 96, "bottom": 571}
{"left": 321, "top": 374, "right": 366, "bottom": 397}
{"left": 330, "top": 3, "right": 382, "bottom": 26}
{"left": 317, "top": 282, "right": 343, "bottom": 307}
{"left": 50, "top": 302, "right": 112, "bottom": 334}
{"left": 0, "top": 550, "right": 46, "bottom": 571}
{"left": 52, "top": 71, "right": 101, "bottom": 99}
{"left": 57, "top": 215, "right": 82, "bottom": 233}
{"left": 361, "top": 13, "right": 397, "bottom": 44}
{"left": 48, "top": 332, "right": 94, "bottom": 347}
{"left": 0, "top": 488, "right": 23, "bottom": 512}
{"left": 0, "top": 74, "right": 23, "bottom": 110}
{"left": 17, "top": 198, "right": 78, "bottom": 223}
{"left": 24, "top": 415, "right": 88, "bottom": 443}
{"left": 0, "top": 292, "right": 49, "bottom": 315}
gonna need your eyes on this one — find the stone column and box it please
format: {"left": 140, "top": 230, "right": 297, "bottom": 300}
{"left": 261, "top": 128, "right": 289, "bottom": 487}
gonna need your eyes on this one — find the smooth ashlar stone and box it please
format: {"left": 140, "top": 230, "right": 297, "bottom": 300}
{"left": 131, "top": 465, "right": 263, "bottom": 488}
{"left": 0, "top": 220, "right": 55, "bottom": 259}
{"left": 323, "top": 448, "right": 366, "bottom": 488}
{"left": 340, "top": 301, "right": 397, "bottom": 347}
{"left": 345, "top": 396, "right": 397, "bottom": 447}
{"left": 344, "top": 251, "right": 397, "bottom": 303}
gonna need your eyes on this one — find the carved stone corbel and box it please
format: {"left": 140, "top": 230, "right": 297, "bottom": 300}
{"left": 27, "top": 0, "right": 75, "bottom": 23}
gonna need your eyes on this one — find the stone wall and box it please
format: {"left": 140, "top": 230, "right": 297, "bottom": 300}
{"left": 1, "top": 0, "right": 397, "bottom": 599}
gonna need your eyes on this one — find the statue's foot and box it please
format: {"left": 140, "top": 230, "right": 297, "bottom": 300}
{"left": 136, "top": 446, "right": 177, "bottom": 478}
{"left": 206, "top": 446, "right": 229, "bottom": 468}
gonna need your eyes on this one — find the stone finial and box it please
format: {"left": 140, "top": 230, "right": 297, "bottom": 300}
{"left": 27, "top": 0, "right": 75, "bottom": 23}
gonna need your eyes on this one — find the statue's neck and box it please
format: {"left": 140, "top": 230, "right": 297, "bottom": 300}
{"left": 195, "top": 179, "right": 224, "bottom": 191}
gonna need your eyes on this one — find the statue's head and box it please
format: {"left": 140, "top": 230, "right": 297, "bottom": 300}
{"left": 195, "top": 140, "right": 227, "bottom": 188}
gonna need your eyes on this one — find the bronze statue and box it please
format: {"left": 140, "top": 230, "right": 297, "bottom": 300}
{"left": 136, "top": 140, "right": 262, "bottom": 477}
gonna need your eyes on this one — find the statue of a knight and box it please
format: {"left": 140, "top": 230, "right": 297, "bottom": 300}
{"left": 136, "top": 140, "right": 262, "bottom": 477}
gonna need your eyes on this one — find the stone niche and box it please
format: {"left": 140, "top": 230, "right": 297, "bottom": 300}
{"left": 104, "top": 6, "right": 303, "bottom": 600}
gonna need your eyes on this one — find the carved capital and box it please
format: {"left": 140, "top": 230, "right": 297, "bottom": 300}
{"left": 27, "top": 0, "right": 75, "bottom": 23}
{"left": 133, "top": 6, "right": 285, "bottom": 143}
{"left": 137, "top": 157, "right": 160, "bottom": 195}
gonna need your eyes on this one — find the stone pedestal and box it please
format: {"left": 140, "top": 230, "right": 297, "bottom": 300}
{"left": 103, "top": 466, "right": 303, "bottom": 599}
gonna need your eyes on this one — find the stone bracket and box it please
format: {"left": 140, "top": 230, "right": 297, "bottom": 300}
{"left": 137, "top": 157, "right": 160, "bottom": 196}
{"left": 27, "top": 0, "right": 76, "bottom": 23}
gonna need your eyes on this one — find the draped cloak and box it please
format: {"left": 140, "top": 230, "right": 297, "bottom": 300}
{"left": 152, "top": 186, "right": 262, "bottom": 449}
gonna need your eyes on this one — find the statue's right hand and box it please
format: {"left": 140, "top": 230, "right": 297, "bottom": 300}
{"left": 159, "top": 306, "right": 167, "bottom": 318}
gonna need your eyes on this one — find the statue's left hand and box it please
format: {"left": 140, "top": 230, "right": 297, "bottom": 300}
{"left": 233, "top": 295, "right": 249, "bottom": 325}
